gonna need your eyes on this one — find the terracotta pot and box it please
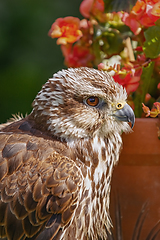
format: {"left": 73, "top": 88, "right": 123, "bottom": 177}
{"left": 110, "top": 118, "right": 160, "bottom": 239}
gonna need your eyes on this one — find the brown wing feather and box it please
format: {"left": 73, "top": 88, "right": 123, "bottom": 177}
{"left": 0, "top": 121, "right": 82, "bottom": 240}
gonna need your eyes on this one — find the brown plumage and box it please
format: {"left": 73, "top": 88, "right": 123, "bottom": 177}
{"left": 0, "top": 67, "right": 135, "bottom": 240}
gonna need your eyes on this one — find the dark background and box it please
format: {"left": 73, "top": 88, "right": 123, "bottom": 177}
{"left": 0, "top": 0, "right": 82, "bottom": 123}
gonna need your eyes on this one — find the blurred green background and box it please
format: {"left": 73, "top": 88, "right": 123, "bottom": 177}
{"left": 0, "top": 0, "right": 82, "bottom": 123}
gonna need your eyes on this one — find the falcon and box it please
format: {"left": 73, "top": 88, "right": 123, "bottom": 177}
{"left": 0, "top": 67, "right": 135, "bottom": 240}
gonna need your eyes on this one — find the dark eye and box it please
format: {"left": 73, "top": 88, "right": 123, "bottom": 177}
{"left": 86, "top": 96, "right": 99, "bottom": 107}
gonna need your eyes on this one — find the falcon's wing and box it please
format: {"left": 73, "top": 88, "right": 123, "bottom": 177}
{"left": 0, "top": 129, "right": 82, "bottom": 240}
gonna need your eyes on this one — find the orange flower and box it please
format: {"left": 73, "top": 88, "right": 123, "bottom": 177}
{"left": 132, "top": 0, "right": 146, "bottom": 16}
{"left": 122, "top": 0, "right": 160, "bottom": 35}
{"left": 151, "top": 102, "right": 160, "bottom": 117}
{"left": 142, "top": 103, "right": 150, "bottom": 117}
{"left": 48, "top": 17, "right": 82, "bottom": 45}
{"left": 142, "top": 102, "right": 160, "bottom": 117}
{"left": 152, "top": 1, "right": 160, "bottom": 16}
{"left": 150, "top": 108, "right": 160, "bottom": 117}
{"left": 61, "top": 44, "right": 94, "bottom": 67}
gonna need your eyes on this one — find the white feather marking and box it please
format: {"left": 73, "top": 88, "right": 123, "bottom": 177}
{"left": 84, "top": 174, "right": 92, "bottom": 190}
{"left": 92, "top": 135, "right": 104, "bottom": 152}
{"left": 93, "top": 160, "right": 108, "bottom": 185}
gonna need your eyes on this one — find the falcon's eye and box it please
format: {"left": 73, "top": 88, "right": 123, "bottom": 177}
{"left": 116, "top": 102, "right": 125, "bottom": 110}
{"left": 86, "top": 96, "right": 99, "bottom": 107}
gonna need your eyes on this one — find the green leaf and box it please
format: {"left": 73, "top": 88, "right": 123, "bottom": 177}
{"left": 155, "top": 19, "right": 160, "bottom": 27}
{"left": 102, "top": 31, "right": 124, "bottom": 57}
{"left": 134, "top": 61, "right": 154, "bottom": 117}
{"left": 143, "top": 25, "right": 160, "bottom": 58}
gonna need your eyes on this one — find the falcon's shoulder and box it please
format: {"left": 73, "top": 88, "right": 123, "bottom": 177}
{"left": 0, "top": 120, "right": 83, "bottom": 240}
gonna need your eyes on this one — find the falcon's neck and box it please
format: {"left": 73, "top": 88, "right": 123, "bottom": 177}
{"left": 66, "top": 133, "right": 122, "bottom": 239}
{"left": 67, "top": 133, "right": 122, "bottom": 208}
{"left": 67, "top": 133, "right": 122, "bottom": 174}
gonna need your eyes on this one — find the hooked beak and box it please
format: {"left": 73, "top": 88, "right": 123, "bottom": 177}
{"left": 113, "top": 103, "right": 135, "bottom": 128}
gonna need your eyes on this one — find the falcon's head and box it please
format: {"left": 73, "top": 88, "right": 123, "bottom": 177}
{"left": 30, "top": 67, "right": 135, "bottom": 140}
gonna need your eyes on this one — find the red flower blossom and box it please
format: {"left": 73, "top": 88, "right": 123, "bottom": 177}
{"left": 61, "top": 44, "right": 95, "bottom": 67}
{"left": 122, "top": 0, "right": 160, "bottom": 35}
{"left": 48, "top": 17, "right": 82, "bottom": 45}
{"left": 122, "top": 12, "right": 141, "bottom": 35}
{"left": 113, "top": 66, "right": 142, "bottom": 94}
{"left": 80, "top": 0, "right": 106, "bottom": 22}
{"left": 80, "top": 0, "right": 94, "bottom": 18}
